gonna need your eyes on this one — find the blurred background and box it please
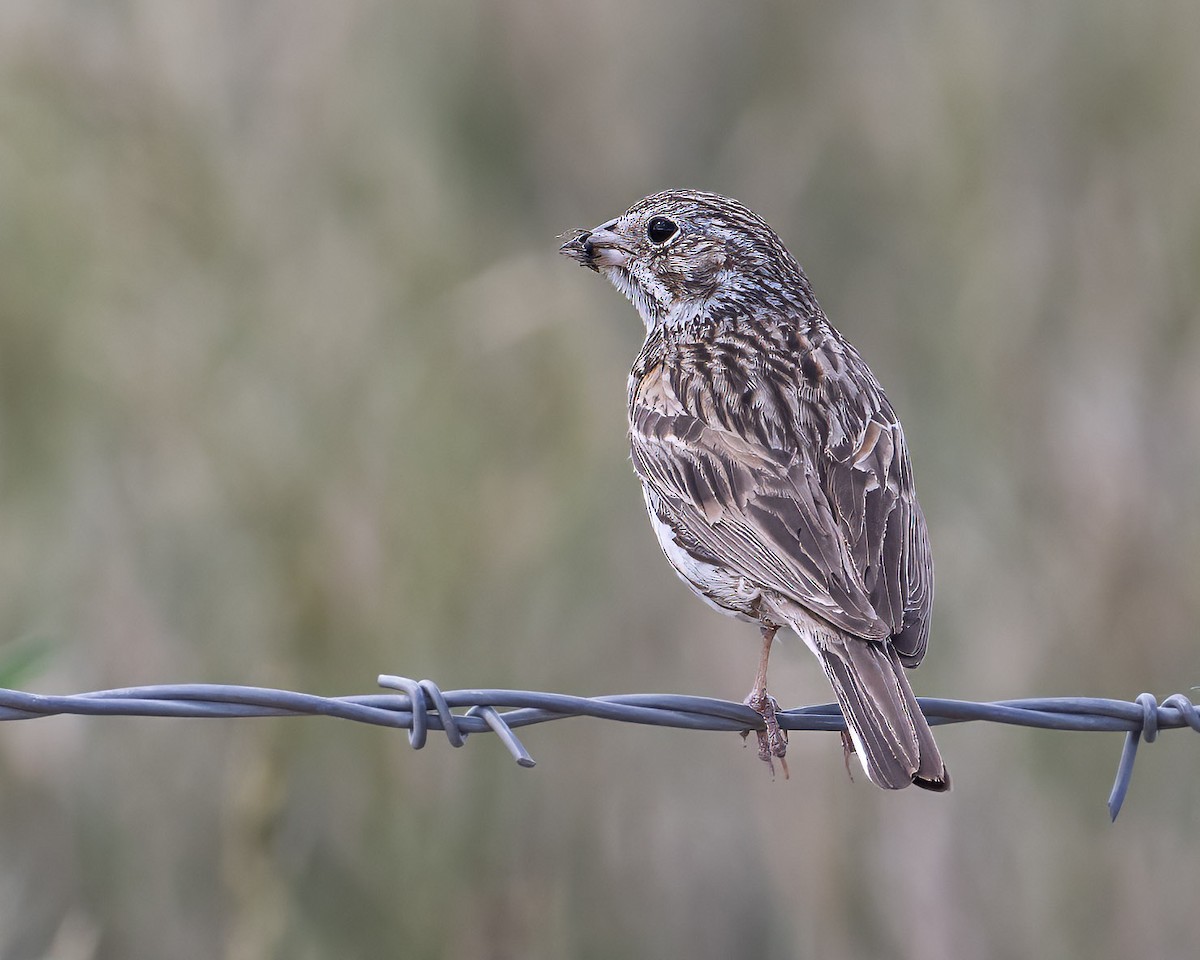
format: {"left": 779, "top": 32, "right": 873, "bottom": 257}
{"left": 1, "top": 1, "right": 1198, "bottom": 957}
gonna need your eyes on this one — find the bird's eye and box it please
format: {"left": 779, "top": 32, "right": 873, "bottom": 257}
{"left": 646, "top": 216, "right": 678, "bottom": 245}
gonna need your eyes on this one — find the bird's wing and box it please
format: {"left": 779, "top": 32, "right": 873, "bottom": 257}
{"left": 824, "top": 404, "right": 931, "bottom": 664}
{"left": 630, "top": 350, "right": 931, "bottom": 658}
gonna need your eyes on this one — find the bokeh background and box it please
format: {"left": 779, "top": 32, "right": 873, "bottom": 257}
{"left": 1, "top": 1, "right": 1198, "bottom": 958}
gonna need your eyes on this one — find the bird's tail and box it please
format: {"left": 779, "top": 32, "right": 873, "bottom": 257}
{"left": 814, "top": 635, "right": 950, "bottom": 791}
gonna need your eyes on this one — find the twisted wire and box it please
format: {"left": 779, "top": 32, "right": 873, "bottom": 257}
{"left": 1, "top": 678, "right": 1196, "bottom": 819}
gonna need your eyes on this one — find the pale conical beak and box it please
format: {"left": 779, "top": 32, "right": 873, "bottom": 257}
{"left": 559, "top": 224, "right": 627, "bottom": 272}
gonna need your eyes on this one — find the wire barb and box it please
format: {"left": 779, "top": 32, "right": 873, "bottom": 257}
{"left": 1106, "top": 692, "right": 1200, "bottom": 821}
{"left": 1, "top": 678, "right": 1195, "bottom": 818}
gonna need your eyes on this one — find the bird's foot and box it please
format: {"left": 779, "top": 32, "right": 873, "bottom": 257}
{"left": 743, "top": 688, "right": 789, "bottom": 780}
{"left": 840, "top": 729, "right": 856, "bottom": 782}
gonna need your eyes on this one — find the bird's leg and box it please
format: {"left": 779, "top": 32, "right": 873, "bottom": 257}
{"left": 840, "top": 730, "right": 856, "bottom": 782}
{"left": 743, "top": 624, "right": 789, "bottom": 779}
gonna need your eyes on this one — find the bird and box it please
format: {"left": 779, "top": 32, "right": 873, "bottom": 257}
{"left": 559, "top": 189, "right": 949, "bottom": 791}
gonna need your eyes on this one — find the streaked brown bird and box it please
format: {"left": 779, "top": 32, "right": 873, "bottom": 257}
{"left": 560, "top": 190, "right": 949, "bottom": 791}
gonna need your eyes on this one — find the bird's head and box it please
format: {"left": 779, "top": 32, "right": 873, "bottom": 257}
{"left": 560, "top": 189, "right": 806, "bottom": 330}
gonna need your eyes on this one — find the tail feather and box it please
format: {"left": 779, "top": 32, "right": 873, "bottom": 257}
{"left": 814, "top": 635, "right": 950, "bottom": 792}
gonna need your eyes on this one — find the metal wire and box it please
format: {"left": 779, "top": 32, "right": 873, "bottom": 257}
{"left": 1, "top": 678, "right": 1196, "bottom": 820}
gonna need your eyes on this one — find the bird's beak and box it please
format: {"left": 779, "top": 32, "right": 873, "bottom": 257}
{"left": 559, "top": 223, "right": 627, "bottom": 272}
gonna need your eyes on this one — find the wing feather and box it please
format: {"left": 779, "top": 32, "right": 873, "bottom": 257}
{"left": 630, "top": 329, "right": 932, "bottom": 657}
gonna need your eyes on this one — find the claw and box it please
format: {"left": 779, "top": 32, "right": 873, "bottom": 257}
{"left": 840, "top": 729, "right": 856, "bottom": 782}
{"left": 745, "top": 688, "right": 789, "bottom": 780}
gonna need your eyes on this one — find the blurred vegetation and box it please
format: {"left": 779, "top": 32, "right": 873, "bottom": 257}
{"left": 1, "top": 1, "right": 1199, "bottom": 958}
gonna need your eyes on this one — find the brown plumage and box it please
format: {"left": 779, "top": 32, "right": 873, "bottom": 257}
{"left": 560, "top": 189, "right": 948, "bottom": 791}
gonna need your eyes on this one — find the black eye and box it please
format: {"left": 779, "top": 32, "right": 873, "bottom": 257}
{"left": 646, "top": 216, "right": 678, "bottom": 244}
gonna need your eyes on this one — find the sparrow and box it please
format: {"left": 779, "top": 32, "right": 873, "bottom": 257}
{"left": 560, "top": 190, "right": 949, "bottom": 791}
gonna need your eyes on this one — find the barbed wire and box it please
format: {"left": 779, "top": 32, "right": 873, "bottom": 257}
{"left": 1, "top": 677, "right": 1196, "bottom": 820}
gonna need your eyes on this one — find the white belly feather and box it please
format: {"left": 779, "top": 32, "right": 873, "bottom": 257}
{"left": 643, "top": 492, "right": 762, "bottom": 621}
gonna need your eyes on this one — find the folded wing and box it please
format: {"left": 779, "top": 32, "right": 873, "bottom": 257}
{"left": 630, "top": 362, "right": 931, "bottom": 661}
